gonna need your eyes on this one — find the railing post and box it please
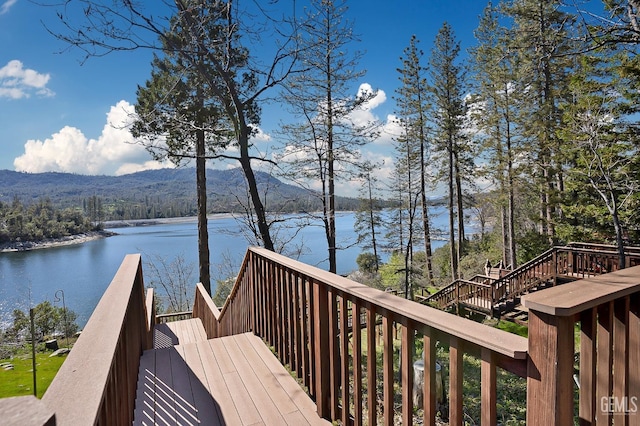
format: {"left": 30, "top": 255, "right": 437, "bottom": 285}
{"left": 552, "top": 248, "right": 558, "bottom": 286}
{"left": 526, "top": 309, "right": 575, "bottom": 425}
{"left": 312, "top": 279, "right": 331, "bottom": 419}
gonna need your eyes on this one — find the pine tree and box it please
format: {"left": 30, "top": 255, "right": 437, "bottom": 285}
{"left": 395, "top": 35, "right": 435, "bottom": 283}
{"left": 505, "top": 0, "right": 578, "bottom": 244}
{"left": 469, "top": 2, "right": 519, "bottom": 267}
{"left": 353, "top": 163, "right": 383, "bottom": 272}
{"left": 131, "top": 2, "right": 236, "bottom": 294}
{"left": 428, "top": 22, "right": 470, "bottom": 280}
{"left": 278, "top": 0, "right": 378, "bottom": 273}
{"left": 559, "top": 44, "right": 640, "bottom": 267}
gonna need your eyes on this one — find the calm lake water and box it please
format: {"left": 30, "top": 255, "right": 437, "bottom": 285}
{"left": 0, "top": 210, "right": 451, "bottom": 328}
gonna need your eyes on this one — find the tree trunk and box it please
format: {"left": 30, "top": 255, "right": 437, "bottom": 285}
{"left": 448, "top": 140, "right": 458, "bottom": 280}
{"left": 613, "top": 210, "right": 626, "bottom": 269}
{"left": 501, "top": 203, "right": 508, "bottom": 264}
{"left": 238, "top": 131, "right": 274, "bottom": 251}
{"left": 454, "top": 152, "right": 465, "bottom": 272}
{"left": 367, "top": 176, "right": 380, "bottom": 272}
{"left": 196, "top": 129, "right": 211, "bottom": 294}
{"left": 326, "top": 39, "right": 337, "bottom": 274}
{"left": 506, "top": 124, "right": 517, "bottom": 268}
{"left": 420, "top": 135, "right": 434, "bottom": 284}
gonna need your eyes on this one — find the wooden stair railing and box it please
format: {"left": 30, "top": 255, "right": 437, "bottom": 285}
{"left": 193, "top": 247, "right": 640, "bottom": 424}
{"left": 424, "top": 273, "right": 497, "bottom": 310}
{"left": 40, "top": 254, "right": 153, "bottom": 426}
{"left": 522, "top": 266, "right": 640, "bottom": 424}
{"left": 199, "top": 247, "right": 529, "bottom": 425}
{"left": 10, "top": 248, "right": 640, "bottom": 425}
{"left": 425, "top": 243, "right": 640, "bottom": 316}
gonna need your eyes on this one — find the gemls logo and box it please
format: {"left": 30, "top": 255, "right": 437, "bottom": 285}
{"left": 600, "top": 397, "right": 639, "bottom": 414}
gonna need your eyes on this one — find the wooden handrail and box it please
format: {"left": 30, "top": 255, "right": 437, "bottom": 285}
{"left": 15, "top": 245, "right": 639, "bottom": 425}
{"left": 214, "top": 247, "right": 528, "bottom": 425}
{"left": 427, "top": 244, "right": 640, "bottom": 315}
{"left": 145, "top": 288, "right": 155, "bottom": 349}
{"left": 522, "top": 266, "right": 640, "bottom": 424}
{"left": 41, "top": 254, "right": 151, "bottom": 426}
{"left": 193, "top": 282, "right": 222, "bottom": 338}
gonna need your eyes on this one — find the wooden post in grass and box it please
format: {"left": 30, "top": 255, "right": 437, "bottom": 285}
{"left": 30, "top": 308, "right": 37, "bottom": 397}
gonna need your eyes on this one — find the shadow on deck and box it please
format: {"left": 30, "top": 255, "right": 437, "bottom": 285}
{"left": 134, "top": 319, "right": 327, "bottom": 425}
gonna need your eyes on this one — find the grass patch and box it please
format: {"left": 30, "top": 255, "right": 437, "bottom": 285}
{"left": 495, "top": 320, "right": 528, "bottom": 337}
{"left": 0, "top": 350, "right": 67, "bottom": 398}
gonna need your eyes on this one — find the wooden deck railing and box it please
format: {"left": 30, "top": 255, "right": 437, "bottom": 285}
{"left": 204, "top": 247, "right": 529, "bottom": 425}
{"left": 13, "top": 246, "right": 639, "bottom": 425}
{"left": 40, "top": 254, "right": 152, "bottom": 426}
{"left": 522, "top": 266, "right": 640, "bottom": 424}
{"left": 427, "top": 244, "right": 640, "bottom": 315}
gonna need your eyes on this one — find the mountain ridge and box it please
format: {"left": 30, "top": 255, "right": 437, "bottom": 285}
{"left": 0, "top": 168, "right": 361, "bottom": 220}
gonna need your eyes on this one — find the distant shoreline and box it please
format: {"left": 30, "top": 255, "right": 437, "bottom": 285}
{"left": 0, "top": 215, "right": 241, "bottom": 253}
{"left": 0, "top": 230, "right": 117, "bottom": 253}
{"left": 103, "top": 213, "right": 236, "bottom": 228}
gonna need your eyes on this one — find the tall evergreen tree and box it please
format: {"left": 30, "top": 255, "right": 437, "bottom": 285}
{"left": 47, "top": 0, "right": 311, "bottom": 254}
{"left": 559, "top": 44, "right": 640, "bottom": 267}
{"left": 395, "top": 35, "right": 435, "bottom": 283}
{"left": 353, "top": 163, "right": 383, "bottom": 272}
{"left": 131, "top": 3, "right": 236, "bottom": 294}
{"left": 391, "top": 116, "right": 422, "bottom": 298}
{"left": 428, "top": 22, "right": 470, "bottom": 280}
{"left": 278, "top": 0, "right": 378, "bottom": 273}
{"left": 505, "top": 0, "right": 577, "bottom": 244}
{"left": 470, "top": 2, "right": 519, "bottom": 267}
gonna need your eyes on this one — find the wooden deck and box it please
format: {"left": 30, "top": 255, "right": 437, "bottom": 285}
{"left": 134, "top": 319, "right": 328, "bottom": 426}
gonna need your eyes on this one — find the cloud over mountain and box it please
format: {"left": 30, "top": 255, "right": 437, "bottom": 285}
{"left": 13, "top": 100, "right": 167, "bottom": 175}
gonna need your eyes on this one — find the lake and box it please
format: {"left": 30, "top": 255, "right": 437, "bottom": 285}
{"left": 0, "top": 209, "right": 452, "bottom": 328}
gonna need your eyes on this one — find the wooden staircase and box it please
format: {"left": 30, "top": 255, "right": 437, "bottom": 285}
{"left": 423, "top": 243, "right": 640, "bottom": 320}
{"left": 133, "top": 318, "right": 329, "bottom": 425}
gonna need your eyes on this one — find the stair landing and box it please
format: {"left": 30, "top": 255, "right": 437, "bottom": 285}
{"left": 133, "top": 319, "right": 328, "bottom": 425}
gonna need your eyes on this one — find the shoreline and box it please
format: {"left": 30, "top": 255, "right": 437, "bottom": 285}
{"left": 0, "top": 230, "right": 117, "bottom": 253}
{"left": 0, "top": 214, "right": 236, "bottom": 253}
{"left": 103, "top": 213, "right": 236, "bottom": 228}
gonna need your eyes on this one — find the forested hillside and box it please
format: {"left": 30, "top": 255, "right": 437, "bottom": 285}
{"left": 0, "top": 168, "right": 363, "bottom": 221}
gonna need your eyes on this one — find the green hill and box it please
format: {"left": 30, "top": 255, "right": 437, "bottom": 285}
{"left": 0, "top": 168, "right": 362, "bottom": 220}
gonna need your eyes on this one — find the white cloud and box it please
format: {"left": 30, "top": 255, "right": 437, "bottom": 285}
{"left": 13, "top": 100, "right": 169, "bottom": 175}
{"left": 250, "top": 126, "right": 272, "bottom": 143}
{"left": 0, "top": 60, "right": 54, "bottom": 99}
{"left": 375, "top": 113, "right": 403, "bottom": 146}
{"left": 348, "top": 83, "right": 386, "bottom": 128}
{"left": 0, "top": 0, "right": 17, "bottom": 15}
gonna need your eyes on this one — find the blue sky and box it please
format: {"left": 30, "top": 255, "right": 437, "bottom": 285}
{"left": 1, "top": 0, "right": 490, "bottom": 195}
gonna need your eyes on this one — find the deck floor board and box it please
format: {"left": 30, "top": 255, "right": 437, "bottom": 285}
{"left": 134, "top": 321, "right": 328, "bottom": 426}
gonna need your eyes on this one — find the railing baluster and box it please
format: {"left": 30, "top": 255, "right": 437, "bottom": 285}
{"left": 580, "top": 307, "right": 597, "bottom": 423}
{"left": 308, "top": 276, "right": 316, "bottom": 395}
{"left": 353, "top": 299, "right": 363, "bottom": 425}
{"left": 313, "top": 279, "right": 330, "bottom": 418}
{"left": 367, "top": 305, "right": 377, "bottom": 426}
{"left": 286, "top": 269, "right": 295, "bottom": 369}
{"left": 328, "top": 287, "right": 340, "bottom": 419}
{"left": 597, "top": 302, "right": 613, "bottom": 425}
{"left": 292, "top": 271, "right": 302, "bottom": 377}
{"left": 382, "top": 315, "right": 394, "bottom": 426}
{"left": 449, "top": 336, "right": 464, "bottom": 426}
{"left": 276, "top": 263, "right": 284, "bottom": 363}
{"left": 340, "top": 294, "right": 350, "bottom": 425}
{"left": 423, "top": 327, "right": 436, "bottom": 426}
{"left": 481, "top": 347, "right": 496, "bottom": 426}
{"left": 401, "top": 321, "right": 415, "bottom": 425}
{"left": 613, "top": 297, "right": 629, "bottom": 416}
